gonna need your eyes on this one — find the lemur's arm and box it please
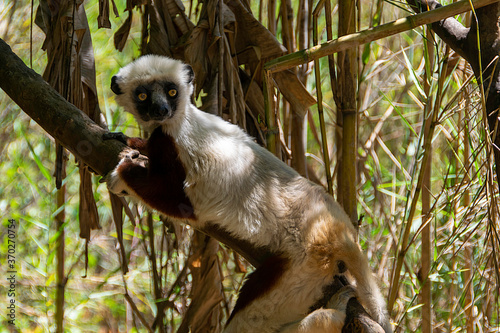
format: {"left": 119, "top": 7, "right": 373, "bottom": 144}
{"left": 104, "top": 129, "right": 196, "bottom": 221}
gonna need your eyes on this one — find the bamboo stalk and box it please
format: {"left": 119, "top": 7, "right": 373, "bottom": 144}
{"left": 312, "top": 4, "right": 333, "bottom": 196}
{"left": 264, "top": 0, "right": 500, "bottom": 73}
{"left": 146, "top": 214, "right": 166, "bottom": 333}
{"left": 420, "top": 28, "right": 435, "bottom": 333}
{"left": 388, "top": 104, "right": 434, "bottom": 312}
{"left": 388, "top": 42, "right": 449, "bottom": 314}
{"left": 264, "top": 69, "right": 278, "bottom": 155}
{"left": 218, "top": 0, "right": 224, "bottom": 118}
{"left": 55, "top": 149, "right": 66, "bottom": 333}
{"left": 268, "top": 0, "right": 276, "bottom": 35}
{"left": 336, "top": 0, "right": 358, "bottom": 225}
{"left": 462, "top": 76, "right": 474, "bottom": 332}
{"left": 462, "top": 72, "right": 474, "bottom": 333}
{"left": 291, "top": 0, "right": 310, "bottom": 177}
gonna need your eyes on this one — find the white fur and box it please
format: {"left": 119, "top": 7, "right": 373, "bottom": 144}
{"left": 108, "top": 56, "right": 392, "bottom": 333}
{"left": 113, "top": 55, "right": 194, "bottom": 130}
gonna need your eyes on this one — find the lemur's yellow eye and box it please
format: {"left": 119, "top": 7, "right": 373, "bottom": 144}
{"left": 168, "top": 89, "right": 177, "bottom": 97}
{"left": 138, "top": 92, "right": 148, "bottom": 101}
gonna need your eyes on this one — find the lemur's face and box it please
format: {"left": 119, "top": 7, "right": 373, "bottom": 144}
{"left": 111, "top": 55, "right": 194, "bottom": 128}
{"left": 113, "top": 78, "right": 180, "bottom": 122}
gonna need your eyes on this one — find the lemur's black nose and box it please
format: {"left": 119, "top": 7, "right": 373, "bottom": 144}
{"left": 150, "top": 92, "right": 172, "bottom": 120}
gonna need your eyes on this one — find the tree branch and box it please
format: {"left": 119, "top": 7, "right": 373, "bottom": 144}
{"left": 406, "top": 0, "right": 471, "bottom": 61}
{"left": 264, "top": 0, "right": 499, "bottom": 73}
{"left": 0, "top": 38, "right": 123, "bottom": 176}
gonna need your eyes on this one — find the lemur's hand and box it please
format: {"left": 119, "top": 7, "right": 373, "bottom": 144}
{"left": 103, "top": 132, "right": 129, "bottom": 145}
{"left": 326, "top": 285, "right": 357, "bottom": 311}
{"left": 105, "top": 148, "right": 148, "bottom": 196}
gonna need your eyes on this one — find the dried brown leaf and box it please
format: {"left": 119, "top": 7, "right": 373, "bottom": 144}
{"left": 184, "top": 20, "right": 210, "bottom": 94}
{"left": 114, "top": 12, "right": 132, "bottom": 52}
{"left": 274, "top": 70, "right": 316, "bottom": 117}
{"left": 98, "top": 0, "right": 112, "bottom": 29}
{"left": 177, "top": 233, "right": 223, "bottom": 333}
{"left": 109, "top": 192, "right": 129, "bottom": 274}
{"left": 79, "top": 165, "right": 100, "bottom": 239}
{"left": 226, "top": 0, "right": 286, "bottom": 60}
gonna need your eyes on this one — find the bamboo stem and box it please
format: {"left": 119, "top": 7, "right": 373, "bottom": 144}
{"left": 146, "top": 214, "right": 166, "bottom": 333}
{"left": 388, "top": 96, "right": 437, "bottom": 313}
{"left": 312, "top": 6, "right": 333, "bottom": 196}
{"left": 420, "top": 29, "right": 437, "bottom": 333}
{"left": 264, "top": 69, "right": 278, "bottom": 155}
{"left": 336, "top": 0, "right": 358, "bottom": 225}
{"left": 462, "top": 70, "right": 474, "bottom": 333}
{"left": 55, "top": 155, "right": 66, "bottom": 333}
{"left": 388, "top": 44, "right": 448, "bottom": 314}
{"left": 268, "top": 0, "right": 276, "bottom": 35}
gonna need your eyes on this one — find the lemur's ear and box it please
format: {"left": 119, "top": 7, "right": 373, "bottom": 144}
{"left": 111, "top": 75, "right": 123, "bottom": 95}
{"left": 184, "top": 64, "right": 195, "bottom": 84}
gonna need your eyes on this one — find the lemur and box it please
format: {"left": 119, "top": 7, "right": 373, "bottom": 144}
{"left": 104, "top": 55, "right": 392, "bottom": 333}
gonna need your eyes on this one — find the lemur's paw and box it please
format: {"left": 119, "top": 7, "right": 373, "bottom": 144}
{"left": 119, "top": 148, "right": 148, "bottom": 168}
{"left": 105, "top": 149, "right": 149, "bottom": 196}
{"left": 102, "top": 132, "right": 129, "bottom": 145}
{"left": 326, "top": 285, "right": 357, "bottom": 311}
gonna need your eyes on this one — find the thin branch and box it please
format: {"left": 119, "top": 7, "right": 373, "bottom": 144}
{"left": 124, "top": 293, "right": 154, "bottom": 333}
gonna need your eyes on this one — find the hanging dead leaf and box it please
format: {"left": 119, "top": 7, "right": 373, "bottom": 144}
{"left": 79, "top": 165, "right": 100, "bottom": 240}
{"left": 184, "top": 20, "right": 210, "bottom": 94}
{"left": 114, "top": 12, "right": 132, "bottom": 52}
{"left": 109, "top": 191, "right": 129, "bottom": 274}
{"left": 226, "top": 0, "right": 286, "bottom": 60}
{"left": 275, "top": 70, "right": 317, "bottom": 117}
{"left": 177, "top": 232, "right": 223, "bottom": 333}
{"left": 98, "top": 0, "right": 112, "bottom": 29}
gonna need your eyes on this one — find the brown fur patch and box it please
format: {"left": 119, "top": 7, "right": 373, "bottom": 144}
{"left": 126, "top": 137, "right": 149, "bottom": 154}
{"left": 305, "top": 215, "right": 355, "bottom": 273}
{"left": 227, "top": 255, "right": 289, "bottom": 325}
{"left": 118, "top": 127, "right": 196, "bottom": 220}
